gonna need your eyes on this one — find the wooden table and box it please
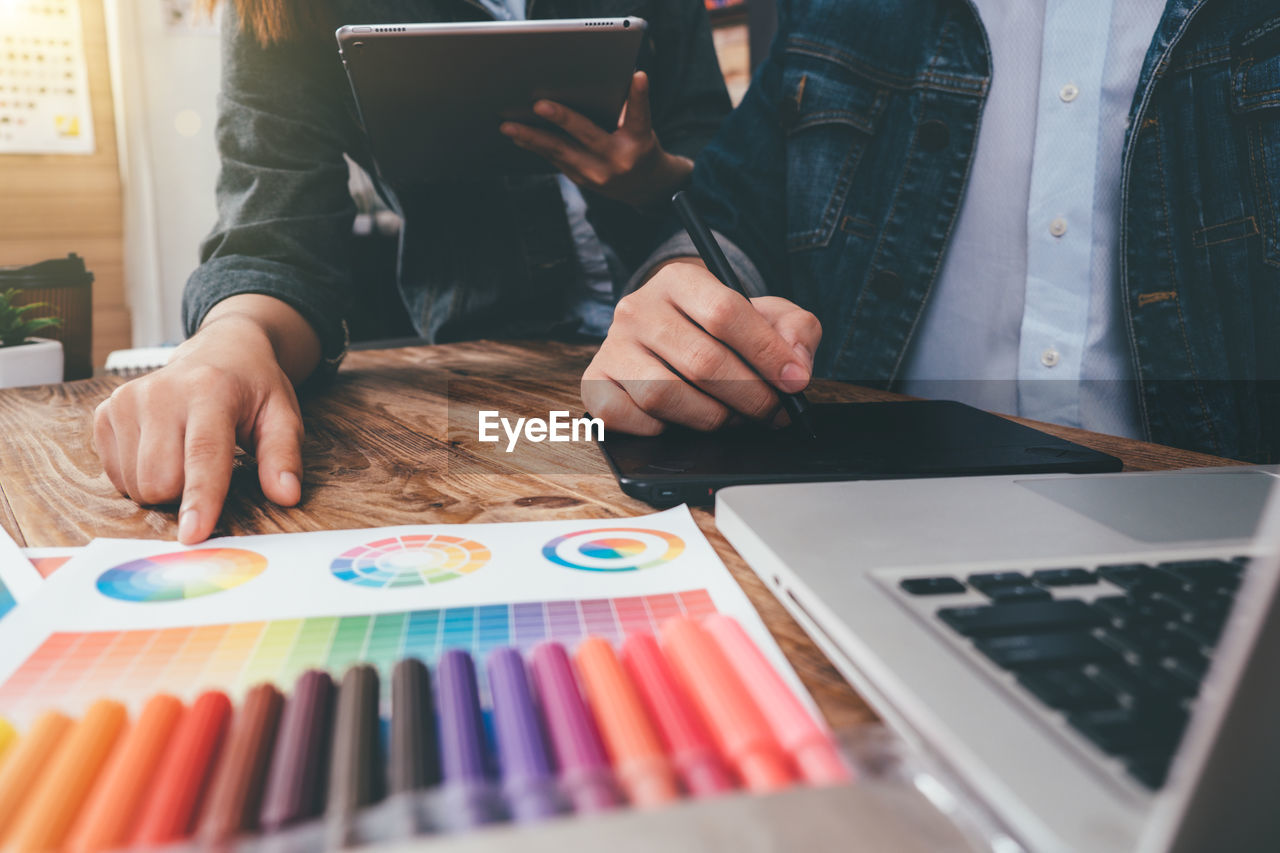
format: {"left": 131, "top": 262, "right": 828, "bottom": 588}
{"left": 0, "top": 340, "right": 1239, "bottom": 730}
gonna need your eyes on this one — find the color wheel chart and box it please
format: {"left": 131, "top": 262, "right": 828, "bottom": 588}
{"left": 96, "top": 548, "right": 268, "bottom": 602}
{"left": 0, "top": 590, "right": 717, "bottom": 721}
{"left": 542, "top": 528, "right": 685, "bottom": 571}
{"left": 330, "top": 534, "right": 490, "bottom": 588}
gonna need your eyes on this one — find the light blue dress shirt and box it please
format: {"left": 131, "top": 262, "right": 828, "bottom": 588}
{"left": 479, "top": 0, "right": 617, "bottom": 337}
{"left": 899, "top": 0, "right": 1166, "bottom": 438}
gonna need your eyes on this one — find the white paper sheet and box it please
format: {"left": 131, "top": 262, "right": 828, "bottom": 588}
{"left": 0, "top": 507, "right": 814, "bottom": 726}
{"left": 0, "top": 0, "right": 97, "bottom": 155}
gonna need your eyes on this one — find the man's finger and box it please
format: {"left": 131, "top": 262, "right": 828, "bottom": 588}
{"left": 251, "top": 393, "right": 304, "bottom": 507}
{"left": 134, "top": 417, "right": 187, "bottom": 506}
{"left": 582, "top": 366, "right": 665, "bottom": 437}
{"left": 178, "top": 401, "right": 237, "bottom": 545}
{"left": 92, "top": 401, "right": 127, "bottom": 497}
{"left": 621, "top": 72, "right": 652, "bottom": 135}
{"left": 612, "top": 353, "right": 734, "bottom": 432}
{"left": 676, "top": 285, "right": 812, "bottom": 395}
{"left": 107, "top": 392, "right": 143, "bottom": 502}
{"left": 750, "top": 296, "right": 822, "bottom": 372}
{"left": 637, "top": 302, "right": 779, "bottom": 421}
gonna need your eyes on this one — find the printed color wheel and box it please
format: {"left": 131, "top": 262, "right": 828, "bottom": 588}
{"left": 331, "top": 535, "right": 491, "bottom": 588}
{"left": 542, "top": 528, "right": 685, "bottom": 572}
{"left": 96, "top": 548, "right": 268, "bottom": 603}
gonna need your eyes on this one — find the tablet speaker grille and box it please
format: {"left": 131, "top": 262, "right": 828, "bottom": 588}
{"left": 374, "top": 26, "right": 407, "bottom": 33}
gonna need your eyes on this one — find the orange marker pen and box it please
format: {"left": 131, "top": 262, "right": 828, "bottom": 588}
{"left": 66, "top": 695, "right": 184, "bottom": 853}
{"left": 7, "top": 699, "right": 128, "bottom": 852}
{"left": 132, "top": 690, "right": 232, "bottom": 847}
{"left": 660, "top": 617, "right": 793, "bottom": 792}
{"left": 575, "top": 637, "right": 678, "bottom": 807}
{"left": 702, "top": 615, "right": 851, "bottom": 785}
{"left": 0, "top": 712, "right": 72, "bottom": 841}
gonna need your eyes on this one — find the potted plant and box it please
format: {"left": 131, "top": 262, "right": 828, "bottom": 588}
{"left": 0, "top": 288, "right": 64, "bottom": 389}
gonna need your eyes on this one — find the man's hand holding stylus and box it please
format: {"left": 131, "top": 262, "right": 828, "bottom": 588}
{"left": 581, "top": 259, "right": 822, "bottom": 435}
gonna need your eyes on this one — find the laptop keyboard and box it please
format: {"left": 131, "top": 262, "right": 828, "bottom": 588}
{"left": 898, "top": 557, "right": 1247, "bottom": 790}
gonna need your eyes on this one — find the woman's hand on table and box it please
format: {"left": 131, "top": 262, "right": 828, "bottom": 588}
{"left": 499, "top": 71, "right": 692, "bottom": 209}
{"left": 581, "top": 259, "right": 822, "bottom": 435}
{"left": 92, "top": 296, "right": 319, "bottom": 545}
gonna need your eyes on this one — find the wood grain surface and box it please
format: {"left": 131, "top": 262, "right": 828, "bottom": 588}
{"left": 0, "top": 341, "right": 1241, "bottom": 729}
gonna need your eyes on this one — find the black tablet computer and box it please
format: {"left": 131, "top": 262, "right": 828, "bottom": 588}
{"left": 598, "top": 400, "right": 1124, "bottom": 507}
{"left": 337, "top": 18, "right": 647, "bottom": 185}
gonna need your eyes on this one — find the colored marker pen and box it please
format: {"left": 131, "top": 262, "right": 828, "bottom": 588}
{"left": 621, "top": 633, "right": 734, "bottom": 797}
{"left": 325, "top": 665, "right": 384, "bottom": 848}
{"left": 66, "top": 694, "right": 184, "bottom": 853}
{"left": 660, "top": 618, "right": 794, "bottom": 792}
{"left": 702, "top": 615, "right": 851, "bottom": 785}
{"left": 575, "top": 637, "right": 678, "bottom": 807}
{"left": 529, "top": 642, "right": 620, "bottom": 814}
{"left": 437, "top": 650, "right": 503, "bottom": 829}
{"left": 199, "top": 683, "right": 285, "bottom": 845}
{"left": 0, "top": 719, "right": 13, "bottom": 767}
{"left": 6, "top": 699, "right": 127, "bottom": 852}
{"left": 0, "top": 711, "right": 71, "bottom": 840}
{"left": 132, "top": 690, "right": 233, "bottom": 846}
{"left": 487, "top": 647, "right": 562, "bottom": 822}
{"left": 390, "top": 659, "right": 441, "bottom": 796}
{"left": 260, "top": 670, "right": 335, "bottom": 832}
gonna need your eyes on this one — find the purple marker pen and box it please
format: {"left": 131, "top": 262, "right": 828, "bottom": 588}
{"left": 529, "top": 642, "right": 620, "bottom": 814}
{"left": 436, "top": 650, "right": 502, "bottom": 828}
{"left": 488, "top": 648, "right": 563, "bottom": 822}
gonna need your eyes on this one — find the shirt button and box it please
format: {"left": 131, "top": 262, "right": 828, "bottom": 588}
{"left": 1059, "top": 83, "right": 1079, "bottom": 102}
{"left": 1041, "top": 348, "right": 1060, "bottom": 368}
{"left": 1049, "top": 217, "right": 1068, "bottom": 237}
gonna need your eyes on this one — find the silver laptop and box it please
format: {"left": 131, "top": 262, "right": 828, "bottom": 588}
{"left": 716, "top": 467, "right": 1280, "bottom": 852}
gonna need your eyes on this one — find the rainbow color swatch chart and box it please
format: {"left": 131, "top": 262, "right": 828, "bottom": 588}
{"left": 0, "top": 591, "right": 716, "bottom": 719}
{"left": 0, "top": 508, "right": 808, "bottom": 731}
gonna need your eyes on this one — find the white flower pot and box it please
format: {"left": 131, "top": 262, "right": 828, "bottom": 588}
{"left": 0, "top": 338, "right": 64, "bottom": 388}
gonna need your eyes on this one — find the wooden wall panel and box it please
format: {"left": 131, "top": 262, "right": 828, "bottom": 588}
{"left": 0, "top": 0, "right": 130, "bottom": 367}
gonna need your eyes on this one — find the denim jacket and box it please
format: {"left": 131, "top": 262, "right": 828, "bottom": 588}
{"left": 668, "top": 0, "right": 1279, "bottom": 462}
{"left": 183, "top": 0, "right": 729, "bottom": 373}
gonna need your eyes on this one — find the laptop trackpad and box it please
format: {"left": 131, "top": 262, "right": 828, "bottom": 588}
{"left": 1017, "top": 470, "right": 1275, "bottom": 544}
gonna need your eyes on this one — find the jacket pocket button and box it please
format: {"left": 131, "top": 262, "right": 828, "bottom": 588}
{"left": 871, "top": 269, "right": 902, "bottom": 290}
{"left": 918, "top": 119, "right": 950, "bottom": 152}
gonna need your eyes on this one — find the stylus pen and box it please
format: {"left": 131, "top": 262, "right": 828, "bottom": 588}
{"left": 672, "top": 191, "right": 818, "bottom": 439}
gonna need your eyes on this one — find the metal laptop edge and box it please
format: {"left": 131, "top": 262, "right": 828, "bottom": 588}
{"left": 715, "top": 467, "right": 1280, "bottom": 852}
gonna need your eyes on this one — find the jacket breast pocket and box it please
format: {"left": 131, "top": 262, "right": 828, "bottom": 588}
{"left": 780, "top": 42, "right": 887, "bottom": 252}
{"left": 1233, "top": 18, "right": 1280, "bottom": 268}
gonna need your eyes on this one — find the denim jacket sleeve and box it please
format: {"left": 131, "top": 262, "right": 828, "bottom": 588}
{"left": 625, "top": 2, "right": 789, "bottom": 296}
{"left": 181, "top": 6, "right": 362, "bottom": 374}
{"left": 644, "top": 0, "right": 733, "bottom": 162}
